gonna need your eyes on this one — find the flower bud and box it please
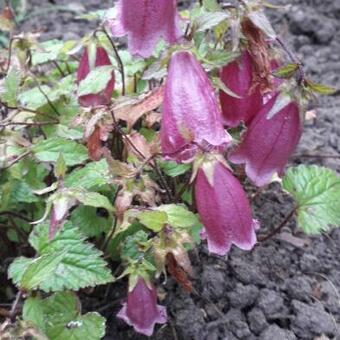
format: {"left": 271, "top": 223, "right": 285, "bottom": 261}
{"left": 229, "top": 94, "right": 302, "bottom": 186}
{"left": 77, "top": 47, "right": 115, "bottom": 107}
{"left": 110, "top": 0, "right": 182, "bottom": 58}
{"left": 220, "top": 51, "right": 262, "bottom": 127}
{"left": 117, "top": 277, "right": 167, "bottom": 336}
{"left": 195, "top": 158, "right": 258, "bottom": 255}
{"left": 161, "top": 51, "right": 231, "bottom": 162}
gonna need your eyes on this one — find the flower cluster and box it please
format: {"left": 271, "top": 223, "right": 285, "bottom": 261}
{"left": 76, "top": 1, "right": 303, "bottom": 336}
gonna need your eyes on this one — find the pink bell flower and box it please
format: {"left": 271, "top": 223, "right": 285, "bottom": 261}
{"left": 110, "top": 0, "right": 182, "bottom": 58}
{"left": 161, "top": 51, "right": 231, "bottom": 162}
{"left": 229, "top": 94, "right": 302, "bottom": 187}
{"left": 77, "top": 47, "right": 115, "bottom": 107}
{"left": 195, "top": 158, "right": 258, "bottom": 255}
{"left": 219, "top": 51, "right": 263, "bottom": 127}
{"left": 117, "top": 277, "right": 167, "bottom": 336}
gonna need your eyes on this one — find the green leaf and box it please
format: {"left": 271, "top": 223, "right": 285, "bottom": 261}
{"left": 0, "top": 67, "right": 21, "bottom": 106}
{"left": 18, "top": 86, "right": 62, "bottom": 110}
{"left": 54, "top": 153, "right": 67, "bottom": 178}
{"left": 248, "top": 10, "right": 276, "bottom": 39}
{"left": 203, "top": 0, "right": 220, "bottom": 11}
{"left": 157, "top": 204, "right": 200, "bottom": 229}
{"left": 31, "top": 39, "right": 67, "bottom": 65}
{"left": 70, "top": 206, "right": 111, "bottom": 237}
{"left": 65, "top": 160, "right": 110, "bottom": 189}
{"left": 9, "top": 222, "right": 113, "bottom": 292}
{"left": 0, "top": 179, "right": 39, "bottom": 211}
{"left": 138, "top": 210, "right": 168, "bottom": 232}
{"left": 304, "top": 79, "right": 337, "bottom": 95}
{"left": 283, "top": 165, "right": 340, "bottom": 234}
{"left": 121, "top": 230, "right": 149, "bottom": 260}
{"left": 72, "top": 190, "right": 114, "bottom": 212}
{"left": 273, "top": 63, "right": 299, "bottom": 79}
{"left": 194, "top": 11, "right": 229, "bottom": 32}
{"left": 19, "top": 252, "right": 66, "bottom": 291}
{"left": 160, "top": 161, "right": 191, "bottom": 177}
{"left": 32, "top": 138, "right": 88, "bottom": 166}
{"left": 78, "top": 65, "right": 114, "bottom": 96}
{"left": 23, "top": 292, "right": 106, "bottom": 340}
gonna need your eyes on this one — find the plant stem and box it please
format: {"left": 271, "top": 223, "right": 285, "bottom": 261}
{"left": 258, "top": 208, "right": 296, "bottom": 242}
{"left": 9, "top": 290, "right": 22, "bottom": 321}
{"left": 101, "top": 28, "right": 126, "bottom": 96}
{"left": 276, "top": 37, "right": 305, "bottom": 84}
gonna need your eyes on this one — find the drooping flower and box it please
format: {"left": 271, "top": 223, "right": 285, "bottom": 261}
{"left": 110, "top": 0, "right": 182, "bottom": 58}
{"left": 161, "top": 51, "right": 231, "bottom": 162}
{"left": 117, "top": 277, "right": 167, "bottom": 336}
{"left": 77, "top": 46, "right": 115, "bottom": 107}
{"left": 219, "top": 51, "right": 262, "bottom": 127}
{"left": 195, "top": 157, "right": 258, "bottom": 255}
{"left": 229, "top": 94, "right": 302, "bottom": 187}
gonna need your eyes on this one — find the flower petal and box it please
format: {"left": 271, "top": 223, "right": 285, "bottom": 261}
{"left": 161, "top": 51, "right": 231, "bottom": 162}
{"left": 230, "top": 94, "right": 302, "bottom": 186}
{"left": 220, "top": 51, "right": 262, "bottom": 127}
{"left": 117, "top": 278, "right": 167, "bottom": 336}
{"left": 111, "top": 0, "right": 182, "bottom": 58}
{"left": 195, "top": 160, "right": 257, "bottom": 255}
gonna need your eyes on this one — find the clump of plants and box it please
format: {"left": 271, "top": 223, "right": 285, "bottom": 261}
{"left": 0, "top": 0, "right": 339, "bottom": 338}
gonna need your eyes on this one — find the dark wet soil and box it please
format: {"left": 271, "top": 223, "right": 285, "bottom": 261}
{"left": 13, "top": 0, "right": 340, "bottom": 339}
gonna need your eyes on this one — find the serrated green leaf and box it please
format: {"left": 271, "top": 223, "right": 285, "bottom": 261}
{"left": 18, "top": 86, "right": 62, "bottom": 110}
{"left": 283, "top": 165, "right": 340, "bottom": 234}
{"left": 72, "top": 190, "right": 114, "bottom": 212}
{"left": 64, "top": 160, "right": 110, "bottom": 189}
{"left": 0, "top": 179, "right": 39, "bottom": 210}
{"left": 78, "top": 65, "right": 114, "bottom": 96}
{"left": 273, "top": 63, "right": 299, "bottom": 79}
{"left": 160, "top": 161, "right": 191, "bottom": 177}
{"left": 31, "top": 39, "right": 66, "bottom": 65}
{"left": 70, "top": 206, "right": 111, "bottom": 237}
{"left": 32, "top": 138, "right": 88, "bottom": 166}
{"left": 10, "top": 222, "right": 113, "bottom": 292}
{"left": 23, "top": 292, "right": 106, "bottom": 340}
{"left": 304, "top": 79, "right": 337, "bottom": 95}
{"left": 195, "top": 11, "right": 229, "bottom": 32}
{"left": 156, "top": 204, "right": 200, "bottom": 229}
{"left": 55, "top": 153, "right": 67, "bottom": 178}
{"left": 19, "top": 252, "right": 66, "bottom": 291}
{"left": 203, "top": 0, "right": 220, "bottom": 11}
{"left": 0, "top": 67, "right": 21, "bottom": 106}
{"left": 138, "top": 210, "right": 168, "bottom": 232}
{"left": 248, "top": 10, "right": 277, "bottom": 39}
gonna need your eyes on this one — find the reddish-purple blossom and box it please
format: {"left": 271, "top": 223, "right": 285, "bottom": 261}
{"left": 219, "top": 51, "right": 263, "bottom": 127}
{"left": 117, "top": 277, "right": 166, "bottom": 336}
{"left": 77, "top": 47, "right": 115, "bottom": 107}
{"left": 230, "top": 94, "right": 302, "bottom": 186}
{"left": 161, "top": 51, "right": 231, "bottom": 162}
{"left": 195, "top": 159, "right": 258, "bottom": 255}
{"left": 110, "top": 0, "right": 182, "bottom": 58}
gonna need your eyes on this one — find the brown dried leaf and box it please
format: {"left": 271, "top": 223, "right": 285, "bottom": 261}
{"left": 166, "top": 253, "right": 193, "bottom": 293}
{"left": 114, "top": 86, "right": 164, "bottom": 130}
{"left": 242, "top": 17, "right": 273, "bottom": 93}
{"left": 87, "top": 126, "right": 103, "bottom": 161}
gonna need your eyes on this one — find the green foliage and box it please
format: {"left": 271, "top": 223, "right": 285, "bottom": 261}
{"left": 9, "top": 222, "right": 113, "bottom": 292}
{"left": 32, "top": 138, "right": 88, "bottom": 166}
{"left": 23, "top": 292, "right": 106, "bottom": 340}
{"left": 78, "top": 65, "right": 114, "bottom": 96}
{"left": 0, "top": 67, "right": 21, "bottom": 106}
{"left": 283, "top": 165, "right": 340, "bottom": 234}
